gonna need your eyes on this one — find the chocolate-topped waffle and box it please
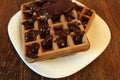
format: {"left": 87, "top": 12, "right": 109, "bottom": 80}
{"left": 21, "top": 0, "right": 94, "bottom": 62}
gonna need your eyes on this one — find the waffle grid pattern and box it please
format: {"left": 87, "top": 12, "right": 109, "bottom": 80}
{"left": 21, "top": 1, "right": 95, "bottom": 62}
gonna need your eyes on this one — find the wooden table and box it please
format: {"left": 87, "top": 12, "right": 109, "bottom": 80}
{"left": 0, "top": 0, "right": 120, "bottom": 80}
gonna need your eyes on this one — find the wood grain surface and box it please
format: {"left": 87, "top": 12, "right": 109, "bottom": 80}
{"left": 0, "top": 0, "right": 120, "bottom": 80}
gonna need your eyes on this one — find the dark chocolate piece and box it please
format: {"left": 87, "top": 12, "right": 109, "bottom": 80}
{"left": 22, "top": 16, "right": 36, "bottom": 30}
{"left": 41, "top": 35, "right": 53, "bottom": 50}
{"left": 26, "top": 43, "right": 39, "bottom": 58}
{"left": 38, "top": 18, "right": 48, "bottom": 24}
{"left": 56, "top": 35, "right": 67, "bottom": 48}
{"left": 22, "top": 20, "right": 34, "bottom": 30}
{"left": 65, "top": 11, "right": 75, "bottom": 22}
{"left": 81, "top": 16, "right": 89, "bottom": 24}
{"left": 84, "top": 9, "right": 93, "bottom": 16}
{"left": 39, "top": 24, "right": 50, "bottom": 38}
{"left": 51, "top": 15, "right": 60, "bottom": 23}
{"left": 25, "top": 30, "right": 38, "bottom": 42}
{"left": 73, "top": 31, "right": 85, "bottom": 44}
{"left": 27, "top": 16, "right": 36, "bottom": 24}
{"left": 56, "top": 29, "right": 69, "bottom": 48}
{"left": 68, "top": 22, "right": 80, "bottom": 32}
{"left": 53, "top": 25, "right": 63, "bottom": 35}
{"left": 59, "top": 29, "right": 70, "bottom": 37}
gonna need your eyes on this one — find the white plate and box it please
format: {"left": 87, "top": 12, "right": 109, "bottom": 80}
{"left": 8, "top": 1, "right": 111, "bottom": 78}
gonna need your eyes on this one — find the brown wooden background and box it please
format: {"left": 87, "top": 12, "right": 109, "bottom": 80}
{"left": 0, "top": 0, "right": 120, "bottom": 80}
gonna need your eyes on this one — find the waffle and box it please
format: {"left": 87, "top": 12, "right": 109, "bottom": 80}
{"left": 21, "top": 0, "right": 94, "bottom": 62}
{"left": 75, "top": 4, "right": 95, "bottom": 32}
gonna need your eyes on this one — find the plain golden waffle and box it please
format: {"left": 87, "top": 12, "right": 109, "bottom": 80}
{"left": 21, "top": 0, "right": 94, "bottom": 62}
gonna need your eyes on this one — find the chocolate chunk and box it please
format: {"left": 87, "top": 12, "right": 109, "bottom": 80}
{"left": 53, "top": 26, "right": 63, "bottom": 35}
{"left": 55, "top": 29, "right": 69, "bottom": 48}
{"left": 84, "top": 9, "right": 93, "bottom": 16}
{"left": 75, "top": 4, "right": 83, "bottom": 12}
{"left": 56, "top": 35, "right": 67, "bottom": 48}
{"left": 22, "top": 16, "right": 36, "bottom": 30}
{"left": 65, "top": 11, "right": 75, "bottom": 22}
{"left": 22, "top": 21, "right": 34, "bottom": 30}
{"left": 73, "top": 31, "right": 85, "bottom": 44}
{"left": 68, "top": 22, "right": 80, "bottom": 32}
{"left": 26, "top": 43, "right": 39, "bottom": 59}
{"left": 41, "top": 35, "right": 53, "bottom": 50}
{"left": 56, "top": 39, "right": 67, "bottom": 48}
{"left": 39, "top": 24, "right": 50, "bottom": 38}
{"left": 81, "top": 17, "right": 89, "bottom": 24}
{"left": 51, "top": 15, "right": 60, "bottom": 23}
{"left": 27, "top": 16, "right": 36, "bottom": 24}
{"left": 25, "top": 30, "right": 38, "bottom": 42}
{"left": 59, "top": 29, "right": 70, "bottom": 37}
{"left": 38, "top": 18, "right": 50, "bottom": 38}
{"left": 38, "top": 18, "right": 48, "bottom": 24}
